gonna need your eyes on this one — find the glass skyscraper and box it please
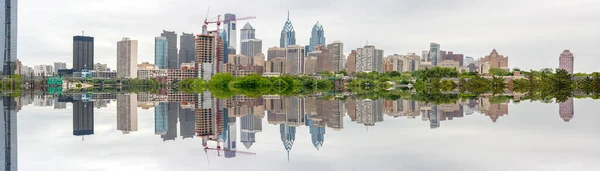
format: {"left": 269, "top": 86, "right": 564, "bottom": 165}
{"left": 154, "top": 37, "right": 168, "bottom": 69}
{"left": 280, "top": 12, "right": 296, "bottom": 48}
{"left": 308, "top": 22, "right": 325, "bottom": 52}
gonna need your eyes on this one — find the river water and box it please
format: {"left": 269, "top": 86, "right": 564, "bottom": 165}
{"left": 2, "top": 92, "right": 599, "bottom": 171}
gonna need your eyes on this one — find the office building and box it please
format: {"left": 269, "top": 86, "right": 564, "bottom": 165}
{"left": 240, "top": 22, "right": 256, "bottom": 40}
{"left": 117, "top": 94, "right": 138, "bottom": 134}
{"left": 308, "top": 22, "right": 325, "bottom": 52}
{"left": 559, "top": 50, "right": 574, "bottom": 74}
{"left": 265, "top": 57, "right": 288, "bottom": 74}
{"left": 267, "top": 47, "right": 286, "bottom": 60}
{"left": 464, "top": 56, "right": 474, "bottom": 67}
{"left": 280, "top": 12, "right": 296, "bottom": 48}
{"left": 53, "top": 62, "right": 67, "bottom": 73}
{"left": 327, "top": 41, "right": 344, "bottom": 72}
{"left": 439, "top": 60, "right": 460, "bottom": 70}
{"left": 73, "top": 36, "right": 94, "bottom": 71}
{"left": 286, "top": 45, "right": 305, "bottom": 75}
{"left": 356, "top": 45, "right": 384, "bottom": 73}
{"left": 347, "top": 50, "right": 357, "bottom": 74}
{"left": 479, "top": 49, "right": 509, "bottom": 73}
{"left": 305, "top": 56, "right": 317, "bottom": 75}
{"left": 0, "top": 96, "right": 17, "bottom": 170}
{"left": 73, "top": 101, "right": 94, "bottom": 136}
{"left": 179, "top": 106, "right": 196, "bottom": 139}
{"left": 314, "top": 45, "right": 334, "bottom": 73}
{"left": 241, "top": 113, "right": 262, "bottom": 149}
{"left": 429, "top": 43, "right": 440, "bottom": 66}
{"left": 155, "top": 37, "right": 169, "bottom": 69}
{"left": 179, "top": 32, "right": 196, "bottom": 64}
{"left": 1, "top": 0, "right": 17, "bottom": 75}
{"left": 117, "top": 37, "right": 138, "bottom": 78}
{"left": 94, "top": 63, "right": 108, "bottom": 71}
{"left": 253, "top": 53, "right": 265, "bottom": 67}
{"left": 33, "top": 65, "right": 53, "bottom": 76}
{"left": 224, "top": 13, "right": 237, "bottom": 55}
{"left": 241, "top": 39, "right": 262, "bottom": 63}
{"left": 155, "top": 102, "right": 168, "bottom": 135}
{"left": 559, "top": 98, "right": 574, "bottom": 122}
{"left": 161, "top": 30, "right": 178, "bottom": 69}
{"left": 228, "top": 54, "right": 251, "bottom": 66}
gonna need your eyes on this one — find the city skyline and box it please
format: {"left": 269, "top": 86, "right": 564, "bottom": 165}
{"left": 16, "top": 0, "right": 599, "bottom": 72}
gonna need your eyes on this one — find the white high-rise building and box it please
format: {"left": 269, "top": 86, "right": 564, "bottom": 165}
{"left": 117, "top": 37, "right": 138, "bottom": 78}
{"left": 286, "top": 45, "right": 305, "bottom": 75}
{"left": 53, "top": 62, "right": 67, "bottom": 73}
{"left": 464, "top": 56, "right": 474, "bottom": 67}
{"left": 356, "top": 45, "right": 384, "bottom": 73}
{"left": 117, "top": 93, "right": 138, "bottom": 134}
{"left": 34, "top": 65, "right": 53, "bottom": 76}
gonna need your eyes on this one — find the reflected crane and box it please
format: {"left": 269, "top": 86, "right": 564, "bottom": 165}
{"left": 204, "top": 146, "right": 256, "bottom": 157}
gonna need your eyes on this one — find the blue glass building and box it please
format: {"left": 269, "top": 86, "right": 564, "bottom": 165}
{"left": 1, "top": 0, "right": 17, "bottom": 75}
{"left": 280, "top": 12, "right": 296, "bottom": 48}
{"left": 154, "top": 37, "right": 168, "bottom": 69}
{"left": 308, "top": 22, "right": 325, "bottom": 52}
{"left": 154, "top": 102, "right": 168, "bottom": 135}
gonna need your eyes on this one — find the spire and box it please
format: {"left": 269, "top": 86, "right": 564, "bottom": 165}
{"left": 287, "top": 10, "right": 290, "bottom": 20}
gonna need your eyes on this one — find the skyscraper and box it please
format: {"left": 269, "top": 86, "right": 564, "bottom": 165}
{"left": 73, "top": 36, "right": 94, "bottom": 71}
{"left": 154, "top": 37, "right": 168, "bottom": 69}
{"left": 161, "top": 30, "right": 178, "bottom": 69}
{"left": 286, "top": 45, "right": 305, "bottom": 75}
{"left": 429, "top": 43, "right": 440, "bottom": 66}
{"left": 0, "top": 96, "right": 17, "bottom": 171}
{"left": 240, "top": 22, "right": 255, "bottom": 40}
{"left": 224, "top": 13, "right": 237, "bottom": 55}
{"left": 1, "top": 0, "right": 17, "bottom": 75}
{"left": 117, "top": 37, "right": 138, "bottom": 78}
{"left": 73, "top": 101, "right": 94, "bottom": 136}
{"left": 280, "top": 12, "right": 296, "bottom": 48}
{"left": 309, "top": 22, "right": 325, "bottom": 52}
{"left": 241, "top": 39, "right": 262, "bottom": 63}
{"left": 179, "top": 106, "right": 196, "bottom": 139}
{"left": 179, "top": 32, "right": 196, "bottom": 64}
{"left": 559, "top": 50, "right": 574, "bottom": 74}
{"left": 196, "top": 31, "right": 223, "bottom": 80}
{"left": 347, "top": 50, "right": 357, "bottom": 74}
{"left": 356, "top": 45, "right": 384, "bottom": 73}
{"left": 241, "top": 113, "right": 262, "bottom": 150}
{"left": 327, "top": 41, "right": 344, "bottom": 72}
{"left": 559, "top": 98, "right": 574, "bottom": 122}
{"left": 117, "top": 94, "right": 138, "bottom": 134}
{"left": 280, "top": 124, "right": 296, "bottom": 160}
{"left": 464, "top": 56, "right": 474, "bottom": 67}
{"left": 314, "top": 45, "right": 334, "bottom": 73}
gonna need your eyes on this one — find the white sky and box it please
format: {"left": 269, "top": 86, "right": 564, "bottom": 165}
{"left": 17, "top": 0, "right": 600, "bottom": 72}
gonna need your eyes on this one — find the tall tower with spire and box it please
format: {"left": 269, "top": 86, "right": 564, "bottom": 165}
{"left": 308, "top": 21, "right": 325, "bottom": 52}
{"left": 280, "top": 11, "right": 296, "bottom": 48}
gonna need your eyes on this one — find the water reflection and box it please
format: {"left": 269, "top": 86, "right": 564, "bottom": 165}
{"left": 2, "top": 92, "right": 590, "bottom": 169}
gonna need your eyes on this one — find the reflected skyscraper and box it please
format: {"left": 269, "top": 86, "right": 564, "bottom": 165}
{"left": 224, "top": 117, "right": 237, "bottom": 158}
{"left": 280, "top": 124, "right": 296, "bottom": 160}
{"left": 155, "top": 102, "right": 168, "bottom": 135}
{"left": 179, "top": 106, "right": 196, "bottom": 139}
{"left": 307, "top": 119, "right": 325, "bottom": 150}
{"left": 161, "top": 102, "right": 179, "bottom": 141}
{"left": 356, "top": 99, "right": 384, "bottom": 126}
{"left": 241, "top": 113, "right": 262, "bottom": 150}
{"left": 1, "top": 96, "right": 17, "bottom": 171}
{"left": 73, "top": 101, "right": 94, "bottom": 136}
{"left": 117, "top": 94, "right": 138, "bottom": 134}
{"left": 559, "top": 98, "right": 574, "bottom": 122}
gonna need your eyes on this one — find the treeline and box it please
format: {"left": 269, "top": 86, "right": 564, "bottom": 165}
{"left": 179, "top": 73, "right": 333, "bottom": 98}
{"left": 513, "top": 69, "right": 600, "bottom": 102}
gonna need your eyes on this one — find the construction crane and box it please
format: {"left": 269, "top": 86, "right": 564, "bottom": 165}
{"left": 204, "top": 146, "right": 256, "bottom": 157}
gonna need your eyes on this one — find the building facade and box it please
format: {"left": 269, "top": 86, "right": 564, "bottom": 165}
{"left": 464, "top": 56, "right": 474, "bottom": 67}
{"left": 241, "top": 22, "right": 256, "bottom": 40}
{"left": 327, "top": 41, "right": 344, "bottom": 72}
{"left": 267, "top": 47, "right": 286, "bottom": 60}
{"left": 286, "top": 45, "right": 305, "bottom": 75}
{"left": 241, "top": 39, "right": 262, "bottom": 63}
{"left": 347, "top": 50, "right": 357, "bottom": 74}
{"left": 53, "top": 62, "right": 67, "bottom": 73}
{"left": 308, "top": 22, "right": 325, "bottom": 52}
{"left": 196, "top": 32, "right": 223, "bottom": 81}
{"left": 479, "top": 49, "right": 509, "bottom": 73}
{"left": 93, "top": 63, "right": 108, "bottom": 71}
{"left": 356, "top": 45, "right": 384, "bottom": 73}
{"left": 154, "top": 37, "right": 169, "bottom": 69}
{"left": 559, "top": 50, "right": 574, "bottom": 74}
{"left": 117, "top": 94, "right": 138, "bottom": 134}
{"left": 73, "top": 36, "right": 94, "bottom": 71}
{"left": 1, "top": 0, "right": 17, "bottom": 75}
{"left": 179, "top": 32, "right": 196, "bottom": 64}
{"left": 429, "top": 43, "right": 440, "bottom": 66}
{"left": 161, "top": 30, "right": 178, "bottom": 69}
{"left": 265, "top": 57, "right": 288, "bottom": 74}
{"left": 224, "top": 13, "right": 237, "bottom": 55}
{"left": 117, "top": 37, "right": 138, "bottom": 78}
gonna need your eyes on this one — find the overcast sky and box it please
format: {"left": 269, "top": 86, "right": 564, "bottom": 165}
{"left": 18, "top": 0, "right": 600, "bottom": 72}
